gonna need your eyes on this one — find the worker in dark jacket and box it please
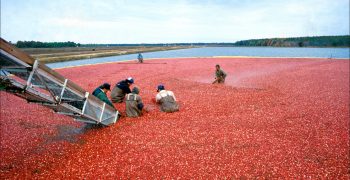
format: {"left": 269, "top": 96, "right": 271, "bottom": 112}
{"left": 111, "top": 77, "right": 134, "bottom": 103}
{"left": 155, "top": 84, "right": 179, "bottom": 113}
{"left": 92, "top": 83, "right": 115, "bottom": 108}
{"left": 212, "top": 64, "right": 227, "bottom": 84}
{"left": 125, "top": 87, "right": 144, "bottom": 117}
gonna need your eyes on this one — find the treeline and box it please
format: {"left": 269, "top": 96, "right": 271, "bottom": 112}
{"left": 15, "top": 41, "right": 81, "bottom": 48}
{"left": 81, "top": 43, "right": 236, "bottom": 47}
{"left": 13, "top": 35, "right": 349, "bottom": 48}
{"left": 234, "top": 35, "right": 350, "bottom": 47}
{"left": 14, "top": 41, "right": 211, "bottom": 48}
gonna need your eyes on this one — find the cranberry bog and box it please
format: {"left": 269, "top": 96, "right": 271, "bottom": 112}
{"left": 0, "top": 57, "right": 349, "bottom": 179}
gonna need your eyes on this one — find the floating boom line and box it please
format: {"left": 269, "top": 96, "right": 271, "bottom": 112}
{"left": 0, "top": 38, "right": 119, "bottom": 126}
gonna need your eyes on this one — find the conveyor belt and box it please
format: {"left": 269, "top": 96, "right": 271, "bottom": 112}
{"left": 0, "top": 38, "right": 119, "bottom": 126}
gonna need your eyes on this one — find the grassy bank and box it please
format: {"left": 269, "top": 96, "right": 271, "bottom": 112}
{"left": 22, "top": 46, "right": 196, "bottom": 63}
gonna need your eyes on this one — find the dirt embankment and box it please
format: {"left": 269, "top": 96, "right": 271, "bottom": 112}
{"left": 21, "top": 46, "right": 196, "bottom": 63}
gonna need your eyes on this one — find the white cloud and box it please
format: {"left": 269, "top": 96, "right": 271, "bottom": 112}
{"left": 1, "top": 0, "right": 349, "bottom": 43}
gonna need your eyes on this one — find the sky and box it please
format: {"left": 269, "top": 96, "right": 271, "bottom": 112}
{"left": 1, "top": 0, "right": 349, "bottom": 44}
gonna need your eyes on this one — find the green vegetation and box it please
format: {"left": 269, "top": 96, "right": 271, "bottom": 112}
{"left": 15, "top": 41, "right": 80, "bottom": 48}
{"left": 234, "top": 35, "right": 350, "bottom": 47}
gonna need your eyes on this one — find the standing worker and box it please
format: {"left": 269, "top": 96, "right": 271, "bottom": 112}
{"left": 137, "top": 53, "right": 143, "bottom": 63}
{"left": 125, "top": 87, "right": 144, "bottom": 117}
{"left": 111, "top": 77, "right": 134, "bottom": 103}
{"left": 155, "top": 84, "right": 179, "bottom": 113}
{"left": 92, "top": 83, "right": 115, "bottom": 109}
{"left": 213, "top": 64, "right": 227, "bottom": 84}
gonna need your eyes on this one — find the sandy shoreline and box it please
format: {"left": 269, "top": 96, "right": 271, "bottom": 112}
{"left": 0, "top": 57, "right": 349, "bottom": 178}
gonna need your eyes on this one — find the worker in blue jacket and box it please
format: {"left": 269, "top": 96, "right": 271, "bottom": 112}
{"left": 110, "top": 77, "right": 134, "bottom": 103}
{"left": 137, "top": 53, "right": 143, "bottom": 63}
{"left": 92, "top": 83, "right": 115, "bottom": 108}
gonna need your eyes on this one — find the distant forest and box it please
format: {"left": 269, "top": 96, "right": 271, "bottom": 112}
{"left": 234, "top": 35, "right": 350, "bottom": 47}
{"left": 13, "top": 35, "right": 350, "bottom": 48}
{"left": 15, "top": 41, "right": 81, "bottom": 48}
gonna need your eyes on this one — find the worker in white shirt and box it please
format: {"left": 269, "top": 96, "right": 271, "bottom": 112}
{"left": 155, "top": 84, "right": 179, "bottom": 113}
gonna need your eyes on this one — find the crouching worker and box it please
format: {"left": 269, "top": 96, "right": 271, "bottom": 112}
{"left": 92, "top": 83, "right": 115, "bottom": 109}
{"left": 213, "top": 64, "right": 227, "bottom": 84}
{"left": 111, "top": 77, "right": 134, "bottom": 103}
{"left": 155, "top": 84, "right": 179, "bottom": 113}
{"left": 126, "top": 87, "right": 144, "bottom": 117}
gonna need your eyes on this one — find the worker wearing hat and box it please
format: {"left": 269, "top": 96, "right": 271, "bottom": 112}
{"left": 111, "top": 77, "right": 134, "bottom": 103}
{"left": 125, "top": 87, "right": 144, "bottom": 117}
{"left": 92, "top": 83, "right": 115, "bottom": 108}
{"left": 155, "top": 84, "right": 179, "bottom": 113}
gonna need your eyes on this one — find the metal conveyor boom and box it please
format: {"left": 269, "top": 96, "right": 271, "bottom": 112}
{"left": 0, "top": 38, "right": 119, "bottom": 126}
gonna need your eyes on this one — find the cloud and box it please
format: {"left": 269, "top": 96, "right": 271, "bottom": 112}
{"left": 1, "top": 0, "right": 349, "bottom": 43}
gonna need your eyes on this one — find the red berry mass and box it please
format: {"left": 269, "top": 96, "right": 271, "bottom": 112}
{"left": 0, "top": 57, "right": 349, "bottom": 178}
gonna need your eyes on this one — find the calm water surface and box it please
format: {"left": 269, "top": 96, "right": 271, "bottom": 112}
{"left": 48, "top": 47, "right": 350, "bottom": 68}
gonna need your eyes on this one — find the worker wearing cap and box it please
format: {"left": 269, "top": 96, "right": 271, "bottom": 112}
{"left": 111, "top": 77, "right": 134, "bottom": 103}
{"left": 92, "top": 83, "right": 115, "bottom": 108}
{"left": 213, "top": 64, "right": 227, "bottom": 84}
{"left": 155, "top": 84, "right": 179, "bottom": 113}
{"left": 125, "top": 87, "right": 144, "bottom": 117}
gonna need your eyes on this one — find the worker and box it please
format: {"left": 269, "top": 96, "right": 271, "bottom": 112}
{"left": 137, "top": 53, "right": 143, "bottom": 63}
{"left": 92, "top": 83, "right": 105, "bottom": 96}
{"left": 111, "top": 77, "right": 134, "bottom": 103}
{"left": 212, "top": 64, "right": 227, "bottom": 84}
{"left": 125, "top": 87, "right": 144, "bottom": 117}
{"left": 155, "top": 84, "right": 179, "bottom": 113}
{"left": 92, "top": 83, "right": 115, "bottom": 108}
